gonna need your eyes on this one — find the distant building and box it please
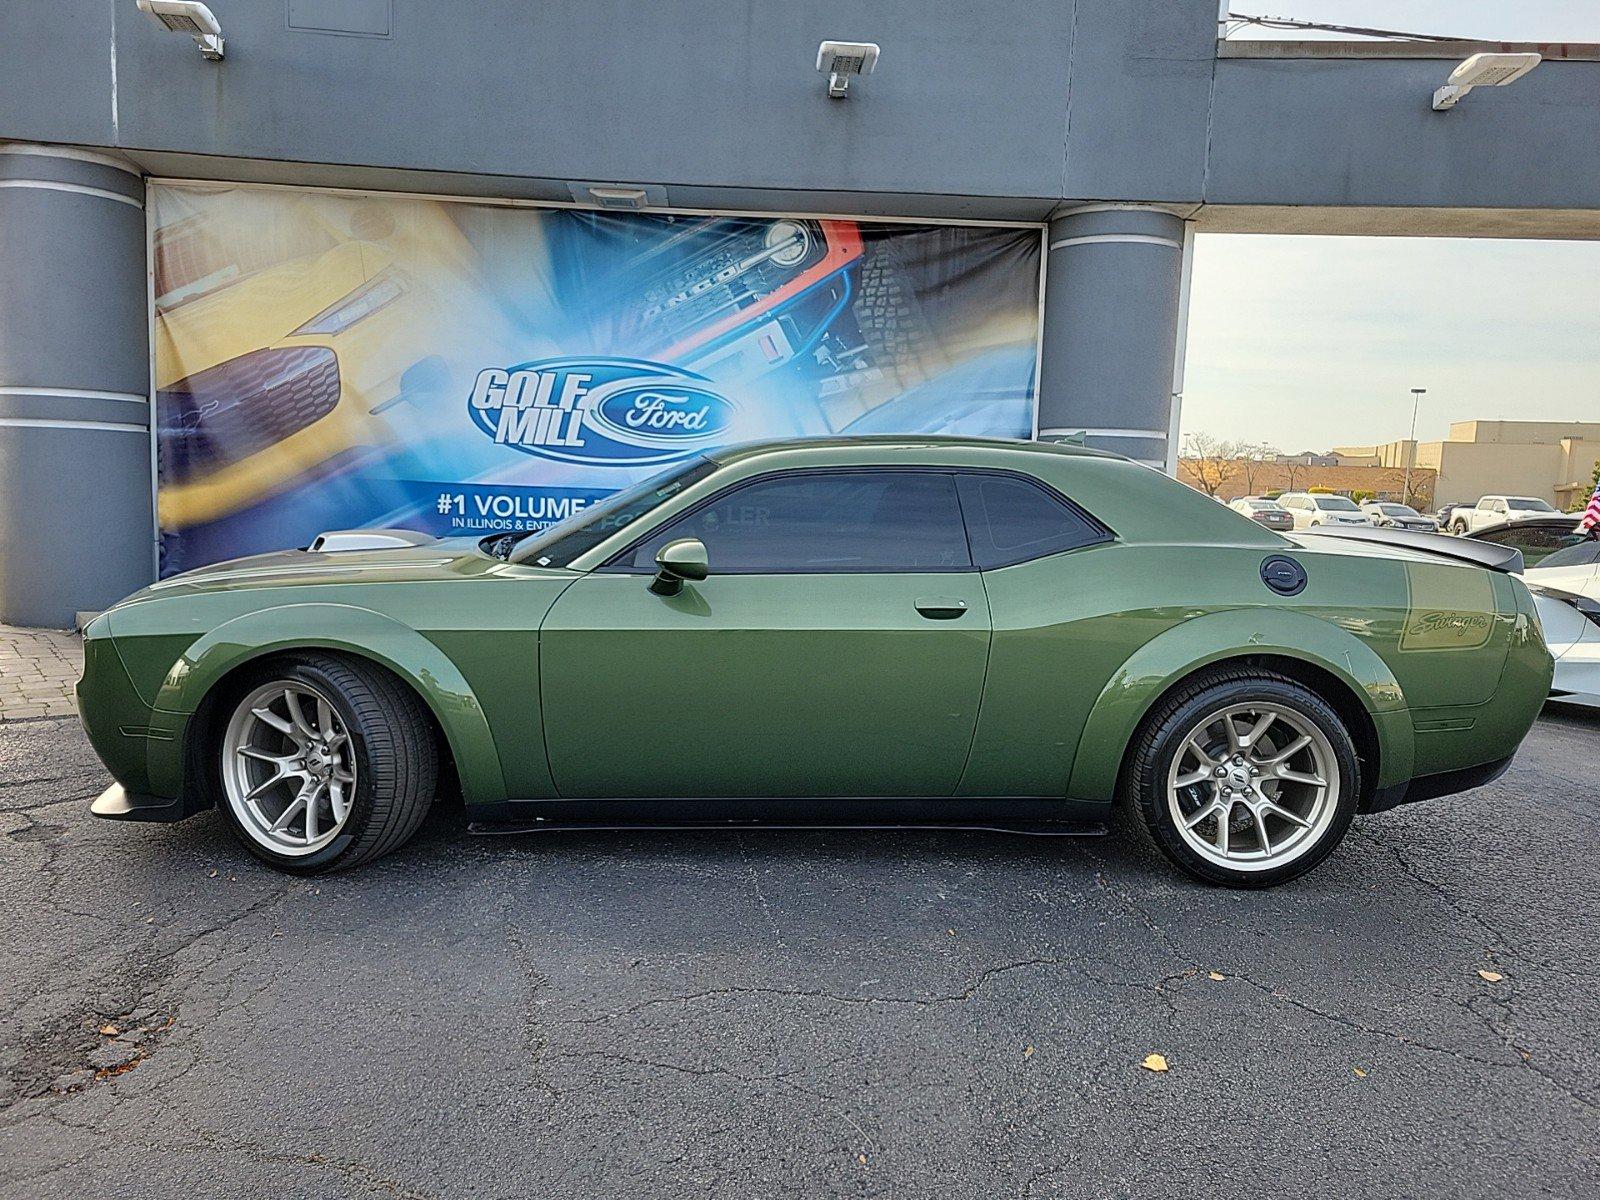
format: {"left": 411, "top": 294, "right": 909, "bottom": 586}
{"left": 1276, "top": 451, "right": 1340, "bottom": 467}
{"left": 1334, "top": 420, "right": 1600, "bottom": 509}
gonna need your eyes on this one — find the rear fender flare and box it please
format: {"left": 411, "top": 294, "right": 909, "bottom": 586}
{"left": 149, "top": 602, "right": 506, "bottom": 805}
{"left": 1067, "top": 608, "right": 1413, "bottom": 803}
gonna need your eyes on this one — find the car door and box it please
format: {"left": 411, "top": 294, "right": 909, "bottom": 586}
{"left": 538, "top": 468, "right": 992, "bottom": 799}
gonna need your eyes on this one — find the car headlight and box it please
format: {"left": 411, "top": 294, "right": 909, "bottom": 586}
{"left": 1528, "top": 583, "right": 1600, "bottom": 628}
{"left": 292, "top": 272, "right": 404, "bottom": 337}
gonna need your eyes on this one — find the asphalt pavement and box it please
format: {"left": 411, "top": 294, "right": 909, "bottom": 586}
{"left": 2, "top": 708, "right": 1597, "bottom": 1199}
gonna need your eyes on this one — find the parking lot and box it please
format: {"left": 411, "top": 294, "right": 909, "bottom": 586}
{"left": 1, "top": 702, "right": 1597, "bottom": 1198}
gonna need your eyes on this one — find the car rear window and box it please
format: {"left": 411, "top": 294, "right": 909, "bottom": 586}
{"left": 1533, "top": 537, "right": 1600, "bottom": 569}
{"left": 955, "top": 473, "right": 1109, "bottom": 569}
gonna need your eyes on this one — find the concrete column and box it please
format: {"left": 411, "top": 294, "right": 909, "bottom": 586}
{"left": 0, "top": 143, "right": 152, "bottom": 628}
{"left": 1037, "top": 206, "right": 1192, "bottom": 470}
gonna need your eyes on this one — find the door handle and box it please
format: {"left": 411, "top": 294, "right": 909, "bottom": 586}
{"left": 915, "top": 596, "right": 969, "bottom": 620}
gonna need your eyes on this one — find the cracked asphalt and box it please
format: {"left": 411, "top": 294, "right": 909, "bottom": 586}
{"left": 2, "top": 709, "right": 1598, "bottom": 1199}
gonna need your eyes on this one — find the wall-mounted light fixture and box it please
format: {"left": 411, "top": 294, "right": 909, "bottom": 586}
{"left": 816, "top": 41, "right": 879, "bottom": 98}
{"left": 1432, "top": 52, "right": 1540, "bottom": 111}
{"left": 136, "top": 1, "right": 226, "bottom": 61}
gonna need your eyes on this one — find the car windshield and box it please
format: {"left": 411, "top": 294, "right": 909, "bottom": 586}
{"left": 1245, "top": 499, "right": 1281, "bottom": 511}
{"left": 498, "top": 457, "right": 718, "bottom": 567}
{"left": 1314, "top": 496, "right": 1360, "bottom": 511}
{"left": 1377, "top": 504, "right": 1419, "bottom": 517}
{"left": 1508, "top": 498, "right": 1558, "bottom": 512}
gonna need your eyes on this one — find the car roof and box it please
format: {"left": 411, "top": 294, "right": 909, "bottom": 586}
{"left": 1473, "top": 515, "right": 1583, "bottom": 535}
{"left": 705, "top": 434, "right": 1119, "bottom": 467}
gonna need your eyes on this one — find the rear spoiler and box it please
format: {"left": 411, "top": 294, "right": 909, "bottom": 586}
{"left": 1295, "top": 525, "right": 1524, "bottom": 574}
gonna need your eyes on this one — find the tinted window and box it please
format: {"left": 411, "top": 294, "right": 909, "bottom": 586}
{"left": 617, "top": 470, "right": 971, "bottom": 573}
{"left": 1540, "top": 538, "right": 1600, "bottom": 569}
{"left": 1509, "top": 498, "right": 1558, "bottom": 512}
{"left": 956, "top": 473, "right": 1106, "bottom": 568}
{"left": 1313, "top": 495, "right": 1360, "bottom": 511}
{"left": 1476, "top": 523, "right": 1586, "bottom": 565}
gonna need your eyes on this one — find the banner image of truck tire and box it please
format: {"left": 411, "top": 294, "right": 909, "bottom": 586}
{"left": 150, "top": 182, "right": 1042, "bottom": 574}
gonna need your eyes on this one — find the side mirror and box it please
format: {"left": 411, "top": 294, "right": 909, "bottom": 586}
{"left": 649, "top": 538, "right": 709, "bottom": 596}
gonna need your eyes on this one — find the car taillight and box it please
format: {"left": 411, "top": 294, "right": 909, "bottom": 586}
{"left": 1528, "top": 584, "right": 1600, "bottom": 629}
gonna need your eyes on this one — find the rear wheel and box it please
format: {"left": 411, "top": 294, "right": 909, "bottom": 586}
{"left": 1125, "top": 670, "right": 1360, "bottom": 887}
{"left": 216, "top": 654, "right": 436, "bottom": 874}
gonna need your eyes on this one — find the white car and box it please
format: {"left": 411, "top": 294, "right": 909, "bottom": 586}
{"left": 1448, "top": 495, "right": 1561, "bottom": 535}
{"left": 1276, "top": 492, "right": 1373, "bottom": 530}
{"left": 1467, "top": 517, "right": 1600, "bottom": 706}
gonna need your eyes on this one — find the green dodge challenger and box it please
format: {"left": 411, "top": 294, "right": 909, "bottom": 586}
{"left": 79, "top": 437, "right": 1553, "bottom": 887}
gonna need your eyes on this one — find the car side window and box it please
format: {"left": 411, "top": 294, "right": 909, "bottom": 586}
{"left": 955, "top": 473, "right": 1108, "bottom": 568}
{"left": 615, "top": 470, "right": 972, "bottom": 574}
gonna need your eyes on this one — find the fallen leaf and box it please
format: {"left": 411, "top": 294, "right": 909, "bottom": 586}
{"left": 97, "top": 1024, "right": 119, "bottom": 1037}
{"left": 1352, "top": 1067, "right": 1367, "bottom": 1078}
{"left": 1140, "top": 1053, "right": 1169, "bottom": 1073}
{"left": 1023, "top": 1045, "right": 1035, "bottom": 1058}
{"left": 857, "top": 1154, "right": 868, "bottom": 1166}
{"left": 1208, "top": 971, "right": 1226, "bottom": 981}
{"left": 1477, "top": 970, "right": 1504, "bottom": 983}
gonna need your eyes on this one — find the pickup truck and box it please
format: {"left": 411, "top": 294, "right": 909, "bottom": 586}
{"left": 1447, "top": 494, "right": 1561, "bottom": 534}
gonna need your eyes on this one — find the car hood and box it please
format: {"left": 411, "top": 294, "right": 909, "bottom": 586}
{"left": 120, "top": 537, "right": 575, "bottom": 603}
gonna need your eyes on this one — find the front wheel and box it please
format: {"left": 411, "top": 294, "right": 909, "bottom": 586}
{"left": 216, "top": 654, "right": 437, "bottom": 874}
{"left": 1125, "top": 670, "right": 1360, "bottom": 887}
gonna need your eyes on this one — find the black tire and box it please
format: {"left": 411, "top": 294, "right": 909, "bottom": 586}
{"left": 214, "top": 653, "right": 437, "bottom": 874}
{"left": 1123, "top": 668, "right": 1361, "bottom": 888}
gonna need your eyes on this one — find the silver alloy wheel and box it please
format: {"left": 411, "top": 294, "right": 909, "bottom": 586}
{"left": 221, "top": 680, "right": 357, "bottom": 857}
{"left": 1165, "top": 702, "right": 1340, "bottom": 873}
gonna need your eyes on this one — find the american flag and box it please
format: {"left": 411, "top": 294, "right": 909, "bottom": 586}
{"left": 1581, "top": 479, "right": 1600, "bottom": 535}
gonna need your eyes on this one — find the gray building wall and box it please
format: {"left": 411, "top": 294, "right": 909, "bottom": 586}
{"left": 2, "top": 1, "right": 1597, "bottom": 623}
{"left": 0, "top": 146, "right": 152, "bottom": 627}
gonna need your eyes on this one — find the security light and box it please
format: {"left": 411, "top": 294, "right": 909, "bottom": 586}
{"left": 587, "top": 186, "right": 649, "bottom": 210}
{"left": 136, "top": 0, "right": 225, "bottom": 61}
{"left": 816, "top": 41, "right": 879, "bottom": 98}
{"left": 1432, "top": 52, "right": 1539, "bottom": 111}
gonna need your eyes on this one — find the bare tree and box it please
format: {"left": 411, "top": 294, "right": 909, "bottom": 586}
{"left": 1281, "top": 459, "right": 1307, "bottom": 493}
{"left": 1237, "top": 443, "right": 1282, "bottom": 497}
{"left": 1181, "top": 432, "right": 1249, "bottom": 498}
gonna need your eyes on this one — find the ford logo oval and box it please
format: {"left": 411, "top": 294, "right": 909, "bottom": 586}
{"left": 466, "top": 357, "right": 741, "bottom": 466}
{"left": 588, "top": 379, "right": 737, "bottom": 448}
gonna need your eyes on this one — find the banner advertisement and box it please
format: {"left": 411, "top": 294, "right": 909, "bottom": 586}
{"left": 150, "top": 182, "right": 1042, "bottom": 574}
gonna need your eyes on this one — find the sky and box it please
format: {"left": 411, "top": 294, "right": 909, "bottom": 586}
{"left": 1222, "top": 1, "right": 1600, "bottom": 43}
{"left": 1182, "top": 2, "right": 1600, "bottom": 453}
{"left": 1181, "top": 236, "right": 1600, "bottom": 452}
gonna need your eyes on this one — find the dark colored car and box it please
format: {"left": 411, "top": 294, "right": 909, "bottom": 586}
{"left": 1361, "top": 502, "right": 1438, "bottom": 533}
{"left": 1228, "top": 497, "right": 1294, "bottom": 532}
{"left": 1467, "top": 515, "right": 1589, "bottom": 567}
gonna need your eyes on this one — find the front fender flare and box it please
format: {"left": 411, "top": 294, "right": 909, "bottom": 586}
{"left": 148, "top": 603, "right": 506, "bottom": 806}
{"left": 1066, "top": 608, "right": 1413, "bottom": 803}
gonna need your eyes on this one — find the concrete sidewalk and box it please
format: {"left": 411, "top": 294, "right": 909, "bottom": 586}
{"left": 0, "top": 625, "right": 82, "bottom": 721}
